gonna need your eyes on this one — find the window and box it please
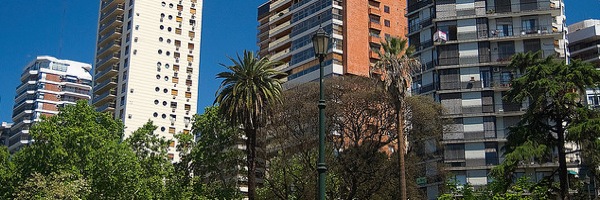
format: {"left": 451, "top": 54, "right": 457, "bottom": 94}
{"left": 173, "top": 65, "right": 179, "bottom": 71}
{"left": 384, "top": 20, "right": 390, "bottom": 27}
{"left": 186, "top": 79, "right": 192, "bottom": 86}
{"left": 186, "top": 67, "right": 193, "bottom": 74}
{"left": 169, "top": 127, "right": 176, "bottom": 134}
{"left": 168, "top": 15, "right": 173, "bottom": 20}
{"left": 167, "top": 27, "right": 172, "bottom": 32}
{"left": 169, "top": 141, "right": 175, "bottom": 147}
{"left": 521, "top": 19, "right": 537, "bottom": 34}
{"left": 160, "top": 25, "right": 164, "bottom": 30}
{"left": 185, "top": 92, "right": 192, "bottom": 98}
{"left": 176, "top": 16, "right": 182, "bottom": 22}
{"left": 127, "top": 21, "right": 132, "bottom": 30}
{"left": 187, "top": 55, "right": 193, "bottom": 62}
{"left": 161, "top": 127, "right": 166, "bottom": 132}
{"left": 190, "top": 8, "right": 196, "bottom": 14}
{"left": 172, "top": 77, "right": 179, "bottom": 83}
{"left": 156, "top": 74, "right": 161, "bottom": 79}
{"left": 184, "top": 104, "right": 191, "bottom": 111}
{"left": 189, "top": 31, "right": 195, "bottom": 39}
{"left": 177, "top": 5, "right": 183, "bottom": 11}
{"left": 170, "top": 102, "right": 177, "bottom": 108}
{"left": 183, "top": 129, "right": 190, "bottom": 134}
{"left": 162, "top": 114, "right": 167, "bottom": 118}
{"left": 163, "top": 88, "right": 168, "bottom": 93}
{"left": 121, "top": 83, "right": 126, "bottom": 93}
{"left": 122, "top": 70, "right": 128, "bottom": 80}
{"left": 119, "top": 109, "right": 124, "bottom": 119}
{"left": 171, "top": 89, "right": 178, "bottom": 96}
{"left": 153, "top": 112, "right": 158, "bottom": 117}
{"left": 384, "top": 6, "right": 390, "bottom": 13}
{"left": 159, "top": 37, "right": 163, "bottom": 42}
{"left": 188, "top": 43, "right": 194, "bottom": 50}
{"left": 163, "top": 101, "right": 167, "bottom": 106}
{"left": 154, "top": 100, "right": 159, "bottom": 105}
{"left": 175, "top": 28, "right": 182, "bottom": 34}
{"left": 494, "top": 18, "right": 513, "bottom": 37}
{"left": 164, "top": 76, "right": 169, "bottom": 81}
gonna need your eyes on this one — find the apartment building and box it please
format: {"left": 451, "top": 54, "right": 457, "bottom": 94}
{"left": 568, "top": 19, "right": 600, "bottom": 107}
{"left": 92, "top": 0, "right": 202, "bottom": 161}
{"left": 0, "top": 122, "right": 12, "bottom": 147}
{"left": 408, "top": 0, "right": 567, "bottom": 198}
{"left": 8, "top": 56, "right": 92, "bottom": 153}
{"left": 257, "top": 0, "right": 407, "bottom": 88}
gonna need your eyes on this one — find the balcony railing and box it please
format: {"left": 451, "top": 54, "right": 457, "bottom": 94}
{"left": 100, "top": 3, "right": 124, "bottom": 21}
{"left": 435, "top": 1, "right": 560, "bottom": 20}
{"left": 95, "top": 52, "right": 120, "bottom": 69}
{"left": 92, "top": 89, "right": 117, "bottom": 105}
{"left": 407, "top": 0, "right": 433, "bottom": 14}
{"left": 97, "top": 102, "right": 116, "bottom": 112}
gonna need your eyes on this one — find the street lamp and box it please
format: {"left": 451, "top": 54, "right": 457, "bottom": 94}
{"left": 312, "top": 26, "right": 330, "bottom": 200}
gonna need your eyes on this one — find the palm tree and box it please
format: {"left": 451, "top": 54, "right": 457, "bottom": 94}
{"left": 215, "top": 50, "right": 285, "bottom": 200}
{"left": 371, "top": 37, "right": 421, "bottom": 200}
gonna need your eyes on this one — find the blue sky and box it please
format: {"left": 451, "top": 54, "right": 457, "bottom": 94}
{"left": 0, "top": 0, "right": 598, "bottom": 122}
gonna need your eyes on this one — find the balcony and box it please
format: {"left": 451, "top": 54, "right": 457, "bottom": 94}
{"left": 93, "top": 77, "right": 118, "bottom": 94}
{"left": 369, "top": 50, "right": 380, "bottom": 59}
{"left": 100, "top": 0, "right": 124, "bottom": 10}
{"left": 435, "top": 1, "right": 560, "bottom": 21}
{"left": 270, "top": 0, "right": 291, "bottom": 12}
{"left": 98, "top": 15, "right": 123, "bottom": 34}
{"left": 269, "top": 21, "right": 291, "bottom": 35}
{"left": 269, "top": 8, "right": 290, "bottom": 23}
{"left": 369, "top": 7, "right": 381, "bottom": 16}
{"left": 96, "top": 39, "right": 121, "bottom": 58}
{"left": 92, "top": 89, "right": 117, "bottom": 106}
{"left": 268, "top": 35, "right": 290, "bottom": 50}
{"left": 95, "top": 52, "right": 120, "bottom": 71}
{"left": 95, "top": 64, "right": 119, "bottom": 82}
{"left": 406, "top": 0, "right": 433, "bottom": 15}
{"left": 369, "top": 21, "right": 382, "bottom": 30}
{"left": 97, "top": 102, "right": 116, "bottom": 113}
{"left": 270, "top": 48, "right": 290, "bottom": 61}
{"left": 98, "top": 27, "right": 122, "bottom": 45}
{"left": 100, "top": 3, "right": 124, "bottom": 23}
{"left": 369, "top": 35, "right": 381, "bottom": 44}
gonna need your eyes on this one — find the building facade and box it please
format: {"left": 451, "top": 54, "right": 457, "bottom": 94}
{"left": 0, "top": 122, "right": 12, "bottom": 147}
{"left": 568, "top": 19, "right": 600, "bottom": 107}
{"left": 257, "top": 0, "right": 407, "bottom": 88}
{"left": 408, "top": 0, "right": 567, "bottom": 198}
{"left": 8, "top": 56, "right": 92, "bottom": 153}
{"left": 93, "top": 0, "right": 202, "bottom": 161}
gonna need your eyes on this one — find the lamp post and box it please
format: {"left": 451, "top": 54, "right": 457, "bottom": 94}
{"left": 312, "top": 26, "right": 330, "bottom": 200}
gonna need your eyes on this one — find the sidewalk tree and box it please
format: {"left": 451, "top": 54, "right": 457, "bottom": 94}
{"left": 215, "top": 50, "right": 285, "bottom": 200}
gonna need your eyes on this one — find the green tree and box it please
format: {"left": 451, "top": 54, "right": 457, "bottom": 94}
{"left": 494, "top": 52, "right": 600, "bottom": 199}
{"left": 125, "top": 121, "right": 174, "bottom": 199}
{"left": 215, "top": 50, "right": 285, "bottom": 200}
{"left": 190, "top": 106, "right": 244, "bottom": 199}
{"left": 372, "top": 36, "right": 421, "bottom": 200}
{"left": 0, "top": 146, "right": 15, "bottom": 199}
{"left": 13, "top": 171, "right": 90, "bottom": 200}
{"left": 11, "top": 101, "right": 144, "bottom": 199}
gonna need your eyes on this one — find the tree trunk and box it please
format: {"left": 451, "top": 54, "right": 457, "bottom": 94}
{"left": 246, "top": 128, "right": 257, "bottom": 200}
{"left": 398, "top": 107, "right": 407, "bottom": 200}
{"left": 557, "top": 124, "right": 569, "bottom": 200}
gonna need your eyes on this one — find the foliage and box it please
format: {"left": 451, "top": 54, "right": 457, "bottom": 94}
{"left": 259, "top": 76, "right": 445, "bottom": 200}
{"left": 215, "top": 50, "right": 285, "bottom": 200}
{"left": 13, "top": 171, "right": 90, "bottom": 200}
{"left": 372, "top": 36, "right": 421, "bottom": 199}
{"left": 125, "top": 121, "right": 174, "bottom": 199}
{"left": 0, "top": 146, "right": 15, "bottom": 199}
{"left": 438, "top": 176, "right": 553, "bottom": 200}
{"left": 2, "top": 101, "right": 246, "bottom": 199}
{"left": 188, "top": 106, "right": 244, "bottom": 200}
{"left": 492, "top": 52, "right": 600, "bottom": 198}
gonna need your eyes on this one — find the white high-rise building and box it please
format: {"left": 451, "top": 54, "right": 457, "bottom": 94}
{"left": 9, "top": 56, "right": 93, "bottom": 153}
{"left": 93, "top": 0, "right": 202, "bottom": 161}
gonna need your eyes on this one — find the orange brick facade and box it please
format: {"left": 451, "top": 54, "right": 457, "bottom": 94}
{"left": 343, "top": 0, "right": 407, "bottom": 77}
